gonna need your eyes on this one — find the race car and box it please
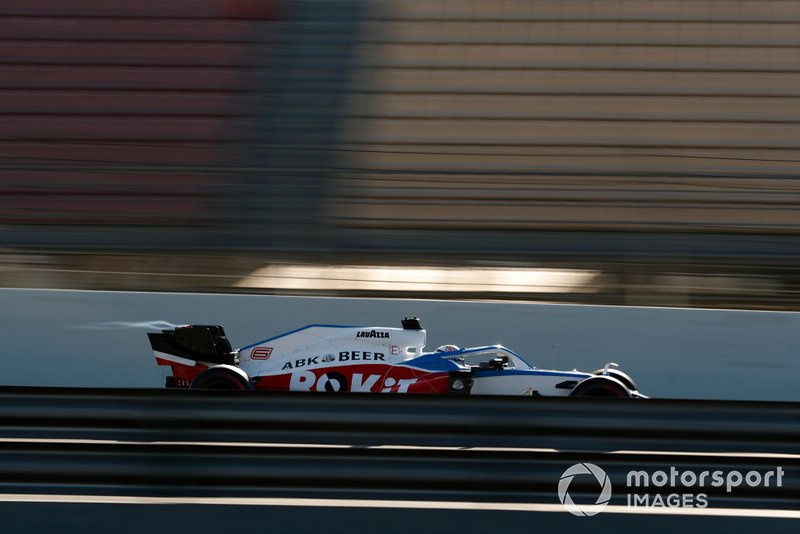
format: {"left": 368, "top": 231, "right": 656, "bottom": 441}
{"left": 148, "top": 317, "right": 646, "bottom": 397}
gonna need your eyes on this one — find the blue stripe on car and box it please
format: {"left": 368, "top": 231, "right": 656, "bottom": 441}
{"left": 399, "top": 353, "right": 465, "bottom": 371}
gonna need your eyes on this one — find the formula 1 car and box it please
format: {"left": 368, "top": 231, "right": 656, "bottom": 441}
{"left": 148, "top": 318, "right": 646, "bottom": 397}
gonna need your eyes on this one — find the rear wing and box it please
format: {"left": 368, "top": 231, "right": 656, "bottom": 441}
{"left": 148, "top": 324, "right": 236, "bottom": 366}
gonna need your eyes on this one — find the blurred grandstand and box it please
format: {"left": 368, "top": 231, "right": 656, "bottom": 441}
{"left": 1, "top": 0, "right": 799, "bottom": 309}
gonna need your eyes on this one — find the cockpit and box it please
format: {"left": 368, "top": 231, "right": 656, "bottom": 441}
{"left": 433, "top": 345, "right": 533, "bottom": 371}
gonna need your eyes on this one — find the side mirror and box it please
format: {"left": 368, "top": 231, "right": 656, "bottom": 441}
{"left": 602, "top": 362, "right": 619, "bottom": 375}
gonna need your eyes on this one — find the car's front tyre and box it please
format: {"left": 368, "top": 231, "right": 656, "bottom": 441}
{"left": 590, "top": 368, "right": 639, "bottom": 391}
{"left": 571, "top": 376, "right": 632, "bottom": 398}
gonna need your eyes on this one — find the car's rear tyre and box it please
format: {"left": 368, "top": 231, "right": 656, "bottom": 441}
{"left": 571, "top": 376, "right": 632, "bottom": 398}
{"left": 190, "top": 365, "right": 252, "bottom": 390}
{"left": 591, "top": 368, "right": 638, "bottom": 391}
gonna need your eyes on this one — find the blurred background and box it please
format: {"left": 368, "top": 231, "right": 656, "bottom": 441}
{"left": 1, "top": 0, "right": 799, "bottom": 309}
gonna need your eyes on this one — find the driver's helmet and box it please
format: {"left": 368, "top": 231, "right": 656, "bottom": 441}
{"left": 435, "top": 344, "right": 460, "bottom": 353}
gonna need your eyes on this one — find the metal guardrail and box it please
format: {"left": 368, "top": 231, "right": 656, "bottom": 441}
{"left": 0, "top": 387, "right": 796, "bottom": 510}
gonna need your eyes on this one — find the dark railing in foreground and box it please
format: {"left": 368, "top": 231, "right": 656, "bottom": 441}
{"left": 0, "top": 387, "right": 796, "bottom": 510}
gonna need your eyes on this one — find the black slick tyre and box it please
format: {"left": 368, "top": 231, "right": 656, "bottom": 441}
{"left": 591, "top": 369, "right": 639, "bottom": 391}
{"left": 571, "top": 376, "right": 632, "bottom": 398}
{"left": 190, "top": 365, "right": 252, "bottom": 390}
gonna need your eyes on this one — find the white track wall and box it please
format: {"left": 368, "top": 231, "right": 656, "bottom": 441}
{"left": 1, "top": 289, "right": 797, "bottom": 401}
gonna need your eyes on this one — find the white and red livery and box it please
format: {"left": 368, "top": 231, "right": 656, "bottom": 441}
{"left": 149, "top": 318, "right": 646, "bottom": 397}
